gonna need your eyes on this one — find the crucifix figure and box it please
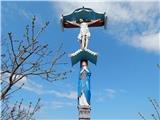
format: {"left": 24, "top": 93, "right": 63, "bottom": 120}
{"left": 66, "top": 19, "right": 100, "bottom": 50}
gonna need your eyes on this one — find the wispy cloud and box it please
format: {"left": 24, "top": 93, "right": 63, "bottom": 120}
{"left": 43, "top": 100, "right": 74, "bottom": 109}
{"left": 105, "top": 88, "right": 117, "bottom": 99}
{"left": 94, "top": 88, "right": 127, "bottom": 102}
{"left": 47, "top": 90, "right": 77, "bottom": 99}
{"left": 2, "top": 2, "right": 33, "bottom": 21}
{"left": 2, "top": 73, "right": 77, "bottom": 109}
{"left": 16, "top": 77, "right": 44, "bottom": 93}
{"left": 2, "top": 2, "right": 43, "bottom": 29}
{"left": 129, "top": 33, "right": 159, "bottom": 53}
{"left": 16, "top": 77, "right": 77, "bottom": 100}
{"left": 53, "top": 1, "right": 160, "bottom": 53}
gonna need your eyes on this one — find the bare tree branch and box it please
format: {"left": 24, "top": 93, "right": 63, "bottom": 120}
{"left": 1, "top": 16, "right": 69, "bottom": 100}
{"left": 1, "top": 16, "right": 70, "bottom": 119}
{"left": 138, "top": 112, "right": 146, "bottom": 120}
{"left": 148, "top": 97, "right": 160, "bottom": 120}
{"left": 138, "top": 98, "right": 160, "bottom": 120}
{"left": 1, "top": 98, "right": 41, "bottom": 120}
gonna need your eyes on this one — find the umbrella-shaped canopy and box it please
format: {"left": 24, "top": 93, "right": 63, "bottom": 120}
{"left": 70, "top": 49, "right": 98, "bottom": 66}
{"left": 61, "top": 7, "right": 107, "bottom": 29}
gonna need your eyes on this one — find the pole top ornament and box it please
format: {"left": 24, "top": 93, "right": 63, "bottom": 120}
{"left": 61, "top": 7, "right": 107, "bottom": 66}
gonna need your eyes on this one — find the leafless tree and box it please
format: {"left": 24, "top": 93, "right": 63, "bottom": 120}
{"left": 1, "top": 98, "right": 41, "bottom": 120}
{"left": 138, "top": 97, "right": 160, "bottom": 120}
{"left": 138, "top": 63, "right": 160, "bottom": 120}
{"left": 1, "top": 16, "right": 70, "bottom": 119}
{"left": 1, "top": 16, "right": 69, "bottom": 100}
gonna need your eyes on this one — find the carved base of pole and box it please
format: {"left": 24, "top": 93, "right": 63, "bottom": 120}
{"left": 78, "top": 105, "right": 91, "bottom": 120}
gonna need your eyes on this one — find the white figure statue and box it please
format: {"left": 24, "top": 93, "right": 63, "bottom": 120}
{"left": 79, "top": 61, "right": 90, "bottom": 106}
{"left": 66, "top": 19, "right": 100, "bottom": 49}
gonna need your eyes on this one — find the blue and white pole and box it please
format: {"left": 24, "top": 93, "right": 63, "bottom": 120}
{"left": 78, "top": 60, "right": 91, "bottom": 107}
{"left": 78, "top": 60, "right": 91, "bottom": 120}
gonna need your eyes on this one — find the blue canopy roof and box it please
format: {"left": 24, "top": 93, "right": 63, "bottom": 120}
{"left": 63, "top": 7, "right": 104, "bottom": 21}
{"left": 61, "top": 7, "right": 107, "bottom": 28}
{"left": 70, "top": 49, "right": 98, "bottom": 66}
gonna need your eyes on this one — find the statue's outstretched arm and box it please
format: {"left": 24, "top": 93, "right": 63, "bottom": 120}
{"left": 87, "top": 19, "right": 101, "bottom": 26}
{"left": 66, "top": 20, "right": 80, "bottom": 27}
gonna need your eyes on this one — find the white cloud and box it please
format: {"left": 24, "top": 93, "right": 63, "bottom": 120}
{"left": 53, "top": 1, "right": 160, "bottom": 53}
{"left": 16, "top": 77, "right": 77, "bottom": 100}
{"left": 129, "top": 33, "right": 160, "bottom": 53}
{"left": 2, "top": 2, "right": 43, "bottom": 29}
{"left": 94, "top": 88, "right": 127, "bottom": 102}
{"left": 1, "top": 72, "right": 77, "bottom": 100}
{"left": 2, "top": 2, "right": 33, "bottom": 20}
{"left": 16, "top": 77, "right": 44, "bottom": 93}
{"left": 46, "top": 90, "right": 77, "bottom": 99}
{"left": 44, "top": 100, "right": 74, "bottom": 109}
{"left": 105, "top": 88, "right": 117, "bottom": 98}
{"left": 1, "top": 73, "right": 28, "bottom": 87}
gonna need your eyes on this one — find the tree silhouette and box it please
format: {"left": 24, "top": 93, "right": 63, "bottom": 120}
{"left": 1, "top": 16, "right": 70, "bottom": 119}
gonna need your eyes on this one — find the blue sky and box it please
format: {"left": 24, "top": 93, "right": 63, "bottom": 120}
{"left": 1, "top": 1, "right": 159, "bottom": 120}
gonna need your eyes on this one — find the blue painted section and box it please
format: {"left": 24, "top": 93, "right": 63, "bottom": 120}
{"left": 78, "top": 68, "right": 91, "bottom": 105}
{"left": 63, "top": 7, "right": 105, "bottom": 23}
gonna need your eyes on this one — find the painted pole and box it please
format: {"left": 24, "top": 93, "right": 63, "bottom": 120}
{"left": 61, "top": 7, "right": 107, "bottom": 120}
{"left": 78, "top": 60, "right": 91, "bottom": 120}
